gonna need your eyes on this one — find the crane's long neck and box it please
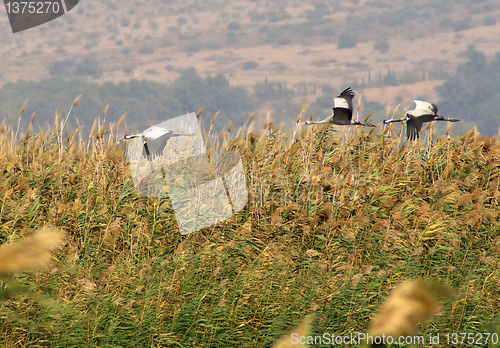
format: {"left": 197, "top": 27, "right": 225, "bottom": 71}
{"left": 383, "top": 119, "right": 404, "bottom": 124}
{"left": 124, "top": 134, "right": 143, "bottom": 139}
{"left": 435, "top": 116, "right": 459, "bottom": 122}
{"left": 353, "top": 121, "right": 376, "bottom": 127}
{"left": 171, "top": 132, "right": 195, "bottom": 136}
{"left": 305, "top": 119, "right": 331, "bottom": 125}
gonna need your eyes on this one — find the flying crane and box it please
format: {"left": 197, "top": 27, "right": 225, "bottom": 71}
{"left": 305, "top": 87, "right": 375, "bottom": 127}
{"left": 383, "top": 100, "right": 459, "bottom": 141}
{"left": 124, "top": 125, "right": 195, "bottom": 160}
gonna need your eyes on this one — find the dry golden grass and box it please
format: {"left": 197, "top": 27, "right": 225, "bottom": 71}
{"left": 0, "top": 100, "right": 499, "bottom": 346}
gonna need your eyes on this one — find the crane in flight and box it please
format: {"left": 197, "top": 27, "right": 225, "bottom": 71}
{"left": 383, "top": 100, "right": 459, "bottom": 141}
{"left": 304, "top": 87, "right": 375, "bottom": 127}
{"left": 124, "top": 125, "right": 195, "bottom": 160}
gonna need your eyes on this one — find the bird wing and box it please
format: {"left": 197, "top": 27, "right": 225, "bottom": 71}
{"left": 333, "top": 97, "right": 350, "bottom": 110}
{"left": 153, "top": 136, "right": 171, "bottom": 156}
{"left": 142, "top": 138, "right": 151, "bottom": 159}
{"left": 337, "top": 87, "right": 355, "bottom": 113}
{"left": 332, "top": 108, "right": 353, "bottom": 124}
{"left": 412, "top": 100, "right": 436, "bottom": 116}
{"left": 143, "top": 126, "right": 170, "bottom": 138}
{"left": 338, "top": 87, "right": 355, "bottom": 100}
{"left": 406, "top": 116, "right": 424, "bottom": 141}
{"left": 144, "top": 133, "right": 174, "bottom": 158}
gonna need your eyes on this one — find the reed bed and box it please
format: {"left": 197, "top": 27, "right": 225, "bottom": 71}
{"left": 0, "top": 101, "right": 499, "bottom": 347}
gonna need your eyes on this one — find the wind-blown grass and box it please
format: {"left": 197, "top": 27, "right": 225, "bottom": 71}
{"left": 0, "top": 101, "right": 499, "bottom": 347}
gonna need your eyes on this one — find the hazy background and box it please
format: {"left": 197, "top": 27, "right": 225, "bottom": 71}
{"left": 1, "top": 0, "right": 500, "bottom": 136}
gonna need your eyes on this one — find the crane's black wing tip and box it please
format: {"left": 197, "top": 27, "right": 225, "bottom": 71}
{"left": 339, "top": 86, "right": 355, "bottom": 99}
{"left": 406, "top": 124, "right": 419, "bottom": 141}
{"left": 407, "top": 128, "right": 418, "bottom": 141}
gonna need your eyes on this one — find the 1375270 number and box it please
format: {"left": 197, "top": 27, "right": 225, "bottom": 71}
{"left": 445, "top": 332, "right": 499, "bottom": 345}
{"left": 5, "top": 2, "right": 61, "bottom": 14}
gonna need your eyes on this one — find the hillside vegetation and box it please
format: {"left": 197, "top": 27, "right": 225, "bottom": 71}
{"left": 3, "top": 0, "right": 500, "bottom": 126}
{"left": 0, "top": 69, "right": 255, "bottom": 135}
{"left": 0, "top": 102, "right": 499, "bottom": 346}
{"left": 2, "top": 45, "right": 500, "bottom": 140}
{"left": 436, "top": 45, "right": 500, "bottom": 135}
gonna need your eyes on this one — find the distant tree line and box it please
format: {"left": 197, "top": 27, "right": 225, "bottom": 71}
{"left": 344, "top": 66, "right": 451, "bottom": 90}
{"left": 254, "top": 77, "right": 295, "bottom": 101}
{"left": 3, "top": 46, "right": 498, "bottom": 138}
{"left": 436, "top": 45, "right": 500, "bottom": 135}
{"left": 49, "top": 57, "right": 103, "bottom": 79}
{"left": 0, "top": 68, "right": 255, "bottom": 136}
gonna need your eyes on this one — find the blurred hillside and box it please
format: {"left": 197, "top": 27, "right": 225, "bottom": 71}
{"left": 1, "top": 0, "right": 500, "bottom": 133}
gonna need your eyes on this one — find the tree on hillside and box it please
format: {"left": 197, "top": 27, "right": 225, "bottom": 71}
{"left": 75, "top": 57, "right": 103, "bottom": 78}
{"left": 435, "top": 45, "right": 500, "bottom": 135}
{"left": 48, "top": 59, "right": 75, "bottom": 76}
{"left": 337, "top": 31, "right": 358, "bottom": 49}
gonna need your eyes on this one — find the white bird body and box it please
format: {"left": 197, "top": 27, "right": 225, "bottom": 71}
{"left": 124, "top": 125, "right": 194, "bottom": 160}
{"left": 141, "top": 126, "right": 174, "bottom": 139}
{"left": 384, "top": 100, "right": 459, "bottom": 141}
{"left": 410, "top": 100, "right": 438, "bottom": 117}
{"left": 333, "top": 96, "right": 350, "bottom": 110}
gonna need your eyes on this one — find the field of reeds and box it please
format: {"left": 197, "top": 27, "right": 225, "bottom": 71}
{"left": 0, "top": 101, "right": 499, "bottom": 347}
